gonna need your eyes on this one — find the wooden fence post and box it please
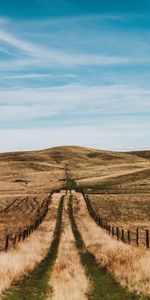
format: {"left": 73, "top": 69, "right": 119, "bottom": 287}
{"left": 99, "top": 218, "right": 101, "bottom": 227}
{"left": 28, "top": 226, "right": 31, "bottom": 235}
{"left": 98, "top": 217, "right": 101, "bottom": 226}
{"left": 146, "top": 229, "right": 149, "bottom": 248}
{"left": 23, "top": 229, "right": 26, "bottom": 240}
{"left": 105, "top": 221, "right": 108, "bottom": 231}
{"left": 136, "top": 227, "right": 139, "bottom": 246}
{"left": 103, "top": 221, "right": 105, "bottom": 229}
{"left": 127, "top": 229, "right": 131, "bottom": 244}
{"left": 5, "top": 235, "right": 9, "bottom": 252}
{"left": 112, "top": 226, "right": 114, "bottom": 237}
{"left": 104, "top": 221, "right": 106, "bottom": 229}
{"left": 13, "top": 235, "right": 17, "bottom": 248}
{"left": 34, "top": 221, "right": 36, "bottom": 229}
{"left": 26, "top": 227, "right": 29, "bottom": 237}
{"left": 121, "top": 228, "right": 125, "bottom": 242}
{"left": 116, "top": 227, "right": 119, "bottom": 240}
{"left": 18, "top": 232, "right": 22, "bottom": 242}
{"left": 30, "top": 225, "right": 33, "bottom": 233}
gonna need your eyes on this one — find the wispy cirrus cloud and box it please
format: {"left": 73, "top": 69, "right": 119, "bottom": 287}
{"left": 4, "top": 73, "right": 77, "bottom": 80}
{"left": 0, "top": 28, "right": 149, "bottom": 71}
{"left": 5, "top": 73, "right": 50, "bottom": 79}
{"left": 0, "top": 30, "right": 40, "bottom": 55}
{"left": 0, "top": 83, "right": 150, "bottom": 122}
{"left": 0, "top": 10, "right": 150, "bottom": 152}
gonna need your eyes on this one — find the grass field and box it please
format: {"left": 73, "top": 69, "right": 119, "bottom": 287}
{"left": 0, "top": 194, "right": 51, "bottom": 250}
{"left": 0, "top": 145, "right": 150, "bottom": 246}
{"left": 0, "top": 148, "right": 66, "bottom": 250}
{"left": 0, "top": 146, "right": 150, "bottom": 299}
{"left": 88, "top": 193, "right": 150, "bottom": 246}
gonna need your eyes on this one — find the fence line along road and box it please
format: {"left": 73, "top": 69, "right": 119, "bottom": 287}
{"left": 4, "top": 192, "right": 53, "bottom": 252}
{"left": 3, "top": 189, "right": 150, "bottom": 251}
{"left": 82, "top": 192, "right": 150, "bottom": 249}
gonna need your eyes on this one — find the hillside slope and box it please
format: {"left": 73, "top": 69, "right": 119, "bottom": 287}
{"left": 0, "top": 146, "right": 150, "bottom": 193}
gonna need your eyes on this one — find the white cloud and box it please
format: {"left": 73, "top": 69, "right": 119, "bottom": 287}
{"left": 0, "top": 84, "right": 149, "bottom": 127}
{"left": 0, "top": 105, "right": 57, "bottom": 122}
{"left": 5, "top": 73, "right": 50, "bottom": 79}
{"left": 0, "top": 29, "right": 149, "bottom": 70}
{"left": 0, "top": 17, "right": 149, "bottom": 152}
{"left": 4, "top": 73, "right": 77, "bottom": 79}
{"left": 0, "top": 83, "right": 150, "bottom": 112}
{"left": 0, "top": 30, "right": 38, "bottom": 54}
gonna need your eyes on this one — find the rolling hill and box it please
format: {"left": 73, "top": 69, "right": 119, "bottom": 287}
{"left": 0, "top": 145, "right": 150, "bottom": 194}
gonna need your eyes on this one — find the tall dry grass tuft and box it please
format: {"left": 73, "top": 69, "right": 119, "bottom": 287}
{"left": 0, "top": 192, "right": 63, "bottom": 297}
{"left": 47, "top": 194, "right": 90, "bottom": 300}
{"left": 73, "top": 191, "right": 150, "bottom": 297}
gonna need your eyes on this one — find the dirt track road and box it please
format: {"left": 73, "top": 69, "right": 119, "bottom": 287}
{"left": 2, "top": 191, "right": 150, "bottom": 300}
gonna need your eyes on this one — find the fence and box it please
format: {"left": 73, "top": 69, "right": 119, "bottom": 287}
{"left": 4, "top": 192, "right": 53, "bottom": 252}
{"left": 83, "top": 193, "right": 150, "bottom": 249}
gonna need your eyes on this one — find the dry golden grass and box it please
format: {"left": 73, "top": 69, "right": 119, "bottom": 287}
{"left": 89, "top": 193, "right": 150, "bottom": 223}
{"left": 0, "top": 147, "right": 66, "bottom": 206}
{"left": 1, "top": 146, "right": 150, "bottom": 195}
{"left": 1, "top": 146, "right": 150, "bottom": 296}
{"left": 47, "top": 193, "right": 90, "bottom": 300}
{"left": 0, "top": 145, "right": 150, "bottom": 203}
{"left": 55, "top": 146, "right": 150, "bottom": 194}
{"left": 0, "top": 192, "right": 63, "bottom": 297}
{"left": 0, "top": 147, "right": 67, "bottom": 250}
{"left": 0, "top": 194, "right": 51, "bottom": 250}
{"left": 89, "top": 193, "right": 150, "bottom": 245}
{"left": 73, "top": 191, "right": 150, "bottom": 297}
{"left": 75, "top": 163, "right": 149, "bottom": 186}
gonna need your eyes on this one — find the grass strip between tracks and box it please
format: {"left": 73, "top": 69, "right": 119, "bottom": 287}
{"left": 68, "top": 195, "right": 149, "bottom": 300}
{"left": 3, "top": 196, "right": 64, "bottom": 300}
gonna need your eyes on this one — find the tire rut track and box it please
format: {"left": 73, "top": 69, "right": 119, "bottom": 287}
{"left": 2, "top": 193, "right": 64, "bottom": 300}
{"left": 47, "top": 193, "right": 89, "bottom": 300}
{"left": 69, "top": 192, "right": 138, "bottom": 300}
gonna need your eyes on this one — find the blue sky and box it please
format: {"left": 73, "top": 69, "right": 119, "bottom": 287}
{"left": 0, "top": 0, "right": 150, "bottom": 152}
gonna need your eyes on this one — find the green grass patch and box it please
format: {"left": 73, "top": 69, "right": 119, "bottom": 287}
{"left": 76, "top": 182, "right": 114, "bottom": 194}
{"left": 3, "top": 196, "right": 64, "bottom": 300}
{"left": 66, "top": 178, "right": 77, "bottom": 190}
{"left": 68, "top": 196, "right": 148, "bottom": 300}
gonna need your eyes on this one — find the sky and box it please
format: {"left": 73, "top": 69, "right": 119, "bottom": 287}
{"left": 0, "top": 0, "right": 150, "bottom": 152}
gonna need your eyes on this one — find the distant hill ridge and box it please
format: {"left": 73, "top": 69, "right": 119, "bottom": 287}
{"left": 0, "top": 145, "right": 150, "bottom": 163}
